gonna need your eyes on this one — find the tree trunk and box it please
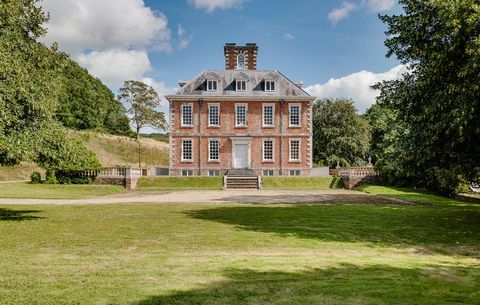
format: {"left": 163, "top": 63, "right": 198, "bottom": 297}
{"left": 136, "top": 126, "right": 141, "bottom": 168}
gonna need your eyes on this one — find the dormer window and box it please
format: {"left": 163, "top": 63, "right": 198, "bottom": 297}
{"left": 207, "top": 80, "right": 217, "bottom": 91}
{"left": 237, "top": 54, "right": 245, "bottom": 69}
{"left": 265, "top": 80, "right": 275, "bottom": 92}
{"left": 236, "top": 80, "right": 246, "bottom": 92}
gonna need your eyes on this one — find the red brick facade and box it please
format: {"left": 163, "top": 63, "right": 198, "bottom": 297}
{"left": 168, "top": 99, "right": 313, "bottom": 176}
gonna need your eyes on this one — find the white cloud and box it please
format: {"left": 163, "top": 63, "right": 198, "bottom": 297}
{"left": 141, "top": 77, "right": 177, "bottom": 104}
{"left": 328, "top": 2, "right": 357, "bottom": 25}
{"left": 41, "top": 0, "right": 172, "bottom": 55}
{"left": 283, "top": 33, "right": 295, "bottom": 41}
{"left": 177, "top": 24, "right": 192, "bottom": 50}
{"left": 77, "top": 49, "right": 152, "bottom": 87}
{"left": 363, "top": 0, "right": 396, "bottom": 12}
{"left": 305, "top": 65, "right": 407, "bottom": 112}
{"left": 187, "top": 0, "right": 244, "bottom": 12}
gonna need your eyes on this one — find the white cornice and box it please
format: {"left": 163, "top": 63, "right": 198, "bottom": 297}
{"left": 165, "top": 95, "right": 316, "bottom": 102}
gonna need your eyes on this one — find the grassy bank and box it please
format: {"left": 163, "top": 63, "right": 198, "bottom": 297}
{"left": 0, "top": 183, "right": 124, "bottom": 199}
{"left": 137, "top": 176, "right": 223, "bottom": 190}
{"left": 0, "top": 186, "right": 479, "bottom": 304}
{"left": 262, "top": 176, "right": 343, "bottom": 190}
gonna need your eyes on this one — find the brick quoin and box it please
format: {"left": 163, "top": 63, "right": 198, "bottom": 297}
{"left": 166, "top": 43, "right": 315, "bottom": 176}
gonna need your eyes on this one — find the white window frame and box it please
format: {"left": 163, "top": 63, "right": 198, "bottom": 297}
{"left": 181, "top": 169, "right": 194, "bottom": 176}
{"left": 181, "top": 138, "right": 194, "bottom": 162}
{"left": 265, "top": 80, "right": 275, "bottom": 92}
{"left": 181, "top": 103, "right": 193, "bottom": 127}
{"left": 289, "top": 139, "right": 301, "bottom": 162}
{"left": 208, "top": 170, "right": 220, "bottom": 176}
{"left": 207, "top": 80, "right": 218, "bottom": 92}
{"left": 208, "top": 103, "right": 220, "bottom": 127}
{"left": 263, "top": 169, "right": 274, "bottom": 176}
{"left": 262, "top": 139, "right": 274, "bottom": 162}
{"left": 208, "top": 138, "right": 220, "bottom": 162}
{"left": 237, "top": 54, "right": 245, "bottom": 70}
{"left": 262, "top": 103, "right": 275, "bottom": 127}
{"left": 289, "top": 103, "right": 301, "bottom": 127}
{"left": 289, "top": 169, "right": 301, "bottom": 176}
{"left": 236, "top": 80, "right": 246, "bottom": 92}
{"left": 235, "top": 103, "right": 248, "bottom": 127}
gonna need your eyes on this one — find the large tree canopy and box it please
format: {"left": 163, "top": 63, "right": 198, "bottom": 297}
{"left": 56, "top": 58, "right": 131, "bottom": 135}
{"left": 312, "top": 98, "right": 371, "bottom": 167}
{"left": 373, "top": 0, "right": 480, "bottom": 193}
{"left": 0, "top": 0, "right": 100, "bottom": 170}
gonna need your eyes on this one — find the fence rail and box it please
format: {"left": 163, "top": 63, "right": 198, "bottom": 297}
{"left": 339, "top": 166, "right": 378, "bottom": 177}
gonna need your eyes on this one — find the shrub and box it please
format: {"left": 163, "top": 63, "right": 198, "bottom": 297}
{"left": 30, "top": 171, "right": 42, "bottom": 184}
{"left": 44, "top": 169, "right": 57, "bottom": 184}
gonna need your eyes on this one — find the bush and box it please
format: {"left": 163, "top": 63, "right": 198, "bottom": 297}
{"left": 44, "top": 169, "right": 57, "bottom": 184}
{"left": 30, "top": 171, "right": 42, "bottom": 184}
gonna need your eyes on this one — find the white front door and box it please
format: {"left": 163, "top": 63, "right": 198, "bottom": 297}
{"left": 234, "top": 144, "right": 249, "bottom": 168}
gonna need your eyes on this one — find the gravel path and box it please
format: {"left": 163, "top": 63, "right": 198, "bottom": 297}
{"left": 0, "top": 189, "right": 411, "bottom": 205}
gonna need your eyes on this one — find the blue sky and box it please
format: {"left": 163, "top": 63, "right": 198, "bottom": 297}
{"left": 145, "top": 0, "right": 400, "bottom": 86}
{"left": 41, "top": 0, "right": 406, "bottom": 131}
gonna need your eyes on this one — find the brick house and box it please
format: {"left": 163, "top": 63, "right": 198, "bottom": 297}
{"left": 165, "top": 43, "right": 315, "bottom": 177}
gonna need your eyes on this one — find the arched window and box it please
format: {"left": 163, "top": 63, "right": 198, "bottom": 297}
{"left": 237, "top": 54, "right": 245, "bottom": 69}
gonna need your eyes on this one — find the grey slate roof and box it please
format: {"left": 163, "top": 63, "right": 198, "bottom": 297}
{"left": 169, "top": 70, "right": 313, "bottom": 99}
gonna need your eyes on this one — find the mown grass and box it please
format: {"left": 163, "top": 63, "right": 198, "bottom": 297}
{"left": 262, "top": 176, "right": 343, "bottom": 190}
{"left": 137, "top": 176, "right": 223, "bottom": 190}
{"left": 0, "top": 182, "right": 124, "bottom": 199}
{"left": 0, "top": 186, "right": 479, "bottom": 304}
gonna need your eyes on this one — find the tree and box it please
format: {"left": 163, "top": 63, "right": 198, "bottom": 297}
{"left": 0, "top": 0, "right": 100, "bottom": 171}
{"left": 118, "top": 80, "right": 167, "bottom": 167}
{"left": 373, "top": 0, "right": 480, "bottom": 193}
{"left": 312, "top": 98, "right": 371, "bottom": 167}
{"left": 56, "top": 58, "right": 131, "bottom": 135}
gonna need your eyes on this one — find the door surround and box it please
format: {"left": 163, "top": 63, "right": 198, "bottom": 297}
{"left": 230, "top": 137, "right": 252, "bottom": 169}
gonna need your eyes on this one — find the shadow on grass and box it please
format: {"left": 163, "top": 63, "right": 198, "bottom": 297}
{"left": 187, "top": 205, "right": 480, "bottom": 257}
{"left": 0, "top": 208, "right": 43, "bottom": 221}
{"left": 135, "top": 264, "right": 479, "bottom": 305}
{"left": 213, "top": 194, "right": 414, "bottom": 205}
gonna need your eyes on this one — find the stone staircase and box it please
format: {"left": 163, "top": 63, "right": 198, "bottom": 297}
{"left": 224, "top": 169, "right": 261, "bottom": 190}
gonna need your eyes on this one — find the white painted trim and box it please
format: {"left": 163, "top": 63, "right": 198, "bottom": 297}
{"left": 206, "top": 80, "right": 218, "bottom": 92}
{"left": 262, "top": 103, "right": 275, "bottom": 127}
{"left": 207, "top": 138, "right": 220, "bottom": 162}
{"left": 265, "top": 80, "right": 275, "bottom": 92}
{"left": 262, "top": 138, "right": 275, "bottom": 162}
{"left": 166, "top": 95, "right": 316, "bottom": 102}
{"left": 237, "top": 53, "right": 246, "bottom": 70}
{"left": 236, "top": 80, "right": 246, "bottom": 92}
{"left": 180, "top": 103, "right": 194, "bottom": 127}
{"left": 181, "top": 138, "right": 194, "bottom": 162}
{"left": 207, "top": 103, "right": 220, "bottom": 127}
{"left": 235, "top": 103, "right": 248, "bottom": 127}
{"left": 288, "top": 103, "right": 302, "bottom": 127}
{"left": 289, "top": 138, "right": 301, "bottom": 162}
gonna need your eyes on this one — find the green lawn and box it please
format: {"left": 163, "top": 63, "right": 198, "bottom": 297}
{"left": 0, "top": 183, "right": 124, "bottom": 199}
{"left": 137, "top": 176, "right": 223, "bottom": 190}
{"left": 262, "top": 176, "right": 343, "bottom": 189}
{"left": 0, "top": 186, "right": 479, "bottom": 304}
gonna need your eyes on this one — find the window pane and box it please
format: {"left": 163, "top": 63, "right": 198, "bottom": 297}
{"left": 182, "top": 105, "right": 192, "bottom": 126}
{"left": 289, "top": 105, "right": 300, "bottom": 126}
{"left": 236, "top": 105, "right": 247, "bottom": 126}
{"left": 263, "top": 105, "right": 274, "bottom": 126}
{"left": 208, "top": 105, "right": 219, "bottom": 126}
{"left": 263, "top": 140, "right": 273, "bottom": 161}
{"left": 290, "top": 140, "right": 300, "bottom": 161}
{"left": 182, "top": 140, "right": 192, "bottom": 161}
{"left": 209, "top": 140, "right": 220, "bottom": 161}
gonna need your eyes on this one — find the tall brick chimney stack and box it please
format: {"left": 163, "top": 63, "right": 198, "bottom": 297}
{"left": 224, "top": 43, "right": 258, "bottom": 70}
